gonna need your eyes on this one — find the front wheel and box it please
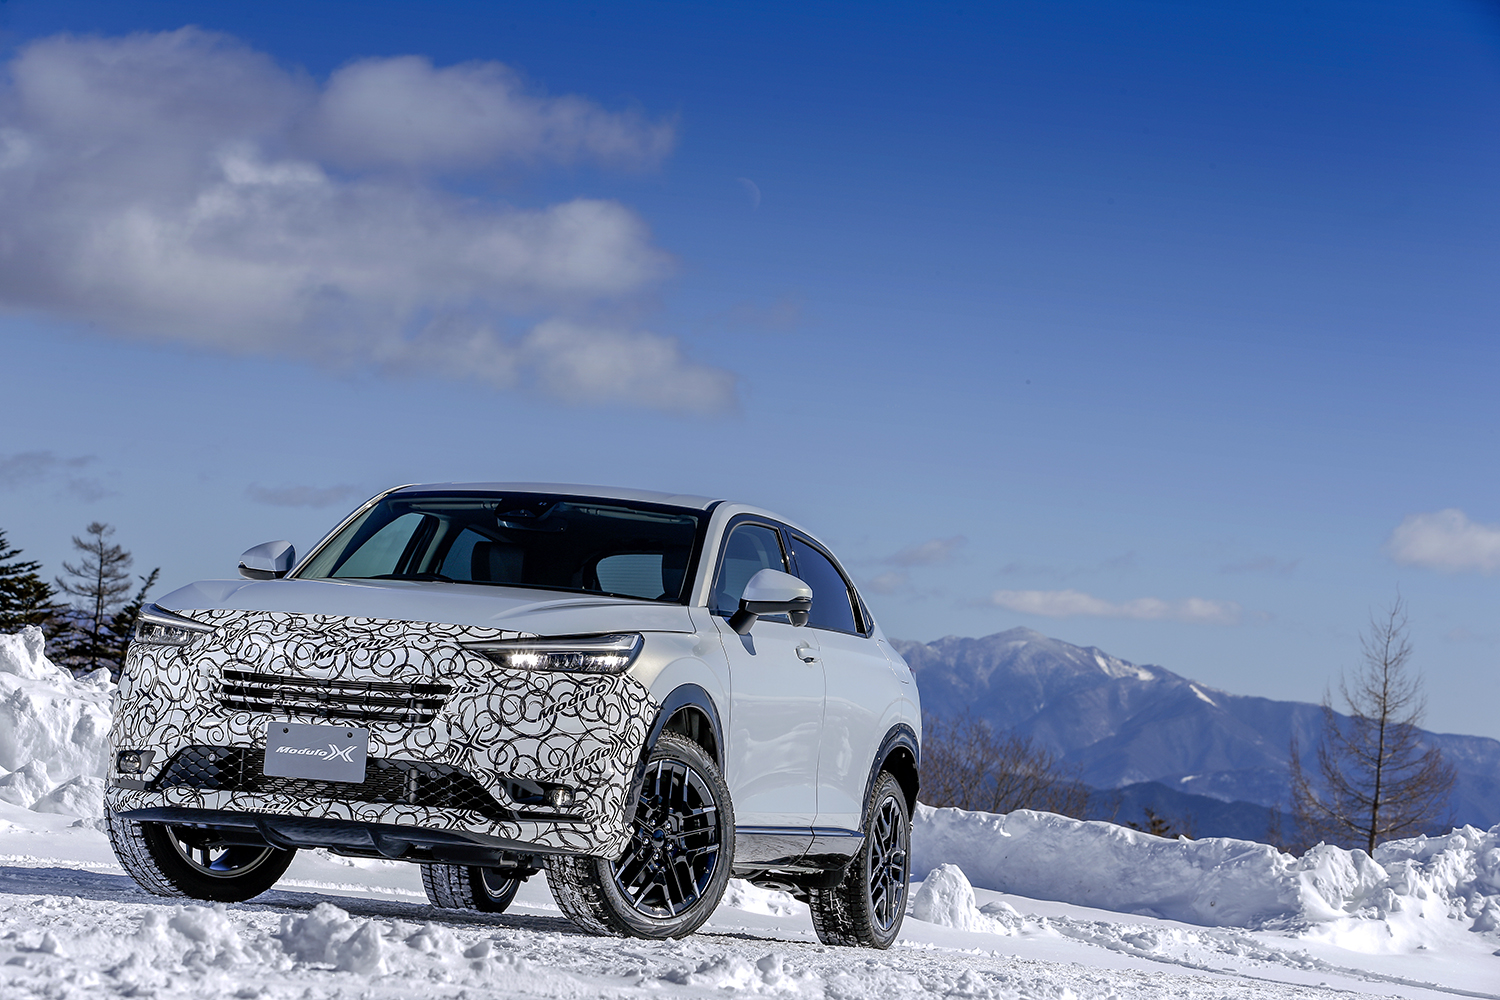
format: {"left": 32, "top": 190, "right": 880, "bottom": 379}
{"left": 809, "top": 771, "right": 911, "bottom": 948}
{"left": 106, "top": 810, "right": 297, "bottom": 903}
{"left": 546, "top": 732, "right": 734, "bottom": 939}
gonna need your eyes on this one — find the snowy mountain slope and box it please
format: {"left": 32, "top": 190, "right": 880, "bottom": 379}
{"left": 895, "top": 629, "right": 1500, "bottom": 830}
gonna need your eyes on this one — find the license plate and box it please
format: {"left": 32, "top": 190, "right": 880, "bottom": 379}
{"left": 264, "top": 722, "right": 368, "bottom": 782}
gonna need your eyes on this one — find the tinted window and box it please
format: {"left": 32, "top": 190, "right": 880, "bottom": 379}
{"left": 595, "top": 553, "right": 668, "bottom": 600}
{"left": 712, "top": 524, "right": 787, "bottom": 614}
{"left": 298, "top": 492, "right": 702, "bottom": 601}
{"left": 791, "top": 537, "right": 860, "bottom": 633}
{"left": 330, "top": 512, "right": 427, "bottom": 579}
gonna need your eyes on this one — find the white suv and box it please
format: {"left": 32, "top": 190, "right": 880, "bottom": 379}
{"left": 106, "top": 484, "right": 920, "bottom": 947}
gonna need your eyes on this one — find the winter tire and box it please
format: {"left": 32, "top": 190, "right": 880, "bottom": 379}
{"left": 421, "top": 863, "right": 524, "bottom": 913}
{"left": 106, "top": 810, "right": 297, "bottom": 903}
{"left": 809, "top": 771, "right": 910, "bottom": 948}
{"left": 546, "top": 732, "right": 733, "bottom": 939}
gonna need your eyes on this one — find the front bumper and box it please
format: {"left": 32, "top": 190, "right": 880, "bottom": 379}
{"left": 106, "top": 609, "right": 659, "bottom": 858}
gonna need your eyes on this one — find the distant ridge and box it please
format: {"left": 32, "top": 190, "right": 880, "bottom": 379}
{"left": 893, "top": 628, "right": 1500, "bottom": 833}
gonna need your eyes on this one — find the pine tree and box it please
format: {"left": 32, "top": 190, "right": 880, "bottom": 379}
{"left": 0, "top": 529, "right": 63, "bottom": 634}
{"left": 1289, "top": 598, "right": 1456, "bottom": 854}
{"left": 54, "top": 522, "right": 135, "bottom": 675}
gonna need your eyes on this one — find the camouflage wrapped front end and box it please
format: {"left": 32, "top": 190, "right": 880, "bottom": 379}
{"left": 106, "top": 609, "right": 658, "bottom": 858}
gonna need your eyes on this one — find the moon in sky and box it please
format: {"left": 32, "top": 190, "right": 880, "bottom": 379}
{"left": 736, "top": 177, "right": 761, "bottom": 210}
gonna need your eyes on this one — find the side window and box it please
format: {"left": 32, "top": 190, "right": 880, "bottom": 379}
{"left": 711, "top": 523, "right": 787, "bottom": 614}
{"left": 790, "top": 536, "right": 860, "bottom": 634}
{"left": 595, "top": 553, "right": 667, "bottom": 599}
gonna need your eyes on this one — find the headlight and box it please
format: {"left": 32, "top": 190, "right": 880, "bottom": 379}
{"left": 467, "top": 633, "right": 643, "bottom": 674}
{"left": 133, "top": 603, "right": 217, "bottom": 646}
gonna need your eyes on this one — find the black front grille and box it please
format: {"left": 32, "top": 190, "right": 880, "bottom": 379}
{"left": 150, "top": 746, "right": 513, "bottom": 821}
{"left": 219, "top": 669, "right": 451, "bottom": 724}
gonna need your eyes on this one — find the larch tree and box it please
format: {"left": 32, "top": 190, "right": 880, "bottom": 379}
{"left": 54, "top": 522, "right": 135, "bottom": 675}
{"left": 1289, "top": 598, "right": 1456, "bottom": 854}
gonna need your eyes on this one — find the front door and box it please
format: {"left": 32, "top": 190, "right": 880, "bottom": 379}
{"left": 711, "top": 521, "right": 825, "bottom": 827}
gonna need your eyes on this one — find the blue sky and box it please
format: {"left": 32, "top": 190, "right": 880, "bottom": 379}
{"left": 2, "top": 1, "right": 1499, "bottom": 739}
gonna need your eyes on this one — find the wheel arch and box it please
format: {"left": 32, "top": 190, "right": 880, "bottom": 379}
{"left": 863, "top": 724, "right": 920, "bottom": 826}
{"left": 644, "top": 683, "right": 725, "bottom": 773}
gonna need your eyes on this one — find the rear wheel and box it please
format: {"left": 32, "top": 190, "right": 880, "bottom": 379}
{"left": 421, "top": 863, "right": 525, "bottom": 913}
{"left": 106, "top": 810, "right": 296, "bottom": 903}
{"left": 809, "top": 771, "right": 910, "bottom": 948}
{"left": 546, "top": 732, "right": 733, "bottom": 939}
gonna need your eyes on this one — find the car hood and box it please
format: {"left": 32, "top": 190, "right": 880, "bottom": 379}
{"left": 156, "top": 578, "right": 698, "bottom": 635}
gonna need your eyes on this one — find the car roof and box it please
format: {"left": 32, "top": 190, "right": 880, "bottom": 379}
{"left": 389, "top": 482, "right": 722, "bottom": 511}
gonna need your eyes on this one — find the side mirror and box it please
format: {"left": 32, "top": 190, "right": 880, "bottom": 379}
{"left": 729, "top": 568, "right": 813, "bottom": 635}
{"left": 239, "top": 540, "right": 296, "bottom": 580}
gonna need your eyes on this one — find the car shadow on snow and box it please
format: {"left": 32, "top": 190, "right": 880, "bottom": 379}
{"left": 0, "top": 865, "right": 578, "bottom": 934}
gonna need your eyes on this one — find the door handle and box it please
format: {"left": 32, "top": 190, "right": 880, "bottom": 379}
{"left": 795, "top": 644, "right": 819, "bottom": 663}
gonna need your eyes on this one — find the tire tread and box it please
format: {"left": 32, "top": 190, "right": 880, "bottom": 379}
{"left": 106, "top": 809, "right": 296, "bottom": 902}
{"left": 808, "top": 771, "right": 909, "bottom": 949}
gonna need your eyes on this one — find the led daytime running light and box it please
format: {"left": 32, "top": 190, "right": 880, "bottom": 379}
{"left": 472, "top": 633, "right": 643, "bottom": 674}
{"left": 133, "top": 604, "right": 216, "bottom": 647}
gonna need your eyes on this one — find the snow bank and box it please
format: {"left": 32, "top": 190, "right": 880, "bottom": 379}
{"left": 0, "top": 627, "right": 114, "bottom": 818}
{"left": 910, "top": 863, "right": 1034, "bottom": 936}
{"left": 913, "top": 804, "right": 1500, "bottom": 949}
{"left": 914, "top": 805, "right": 1298, "bottom": 926}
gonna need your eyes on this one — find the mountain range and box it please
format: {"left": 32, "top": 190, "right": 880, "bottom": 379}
{"left": 892, "top": 628, "right": 1500, "bottom": 838}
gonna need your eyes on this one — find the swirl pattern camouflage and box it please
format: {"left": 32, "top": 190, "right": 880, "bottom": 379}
{"left": 106, "top": 609, "right": 659, "bottom": 856}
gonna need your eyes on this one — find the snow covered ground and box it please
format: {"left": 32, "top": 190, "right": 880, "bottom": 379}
{"left": 2, "top": 626, "right": 1496, "bottom": 999}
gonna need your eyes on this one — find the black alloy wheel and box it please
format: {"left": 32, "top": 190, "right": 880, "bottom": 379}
{"left": 165, "top": 826, "right": 280, "bottom": 879}
{"left": 612, "top": 755, "right": 723, "bottom": 917}
{"left": 545, "top": 732, "right": 734, "bottom": 939}
{"left": 476, "top": 868, "right": 522, "bottom": 910}
{"left": 865, "top": 790, "right": 910, "bottom": 932}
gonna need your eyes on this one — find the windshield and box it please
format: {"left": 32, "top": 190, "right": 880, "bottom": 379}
{"left": 296, "top": 492, "right": 707, "bottom": 603}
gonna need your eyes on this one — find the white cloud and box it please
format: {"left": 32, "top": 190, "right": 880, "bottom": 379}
{"left": 867, "top": 572, "right": 908, "bottom": 595}
{"left": 520, "top": 320, "right": 736, "bottom": 415}
{"left": 988, "top": 589, "right": 1241, "bottom": 625}
{"left": 1387, "top": 509, "right": 1500, "bottom": 574}
{"left": 0, "top": 29, "right": 728, "bottom": 413}
{"left": 888, "top": 535, "right": 966, "bottom": 567}
{"left": 307, "top": 56, "right": 674, "bottom": 172}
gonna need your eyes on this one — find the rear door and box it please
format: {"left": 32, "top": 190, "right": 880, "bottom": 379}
{"left": 788, "top": 534, "right": 891, "bottom": 833}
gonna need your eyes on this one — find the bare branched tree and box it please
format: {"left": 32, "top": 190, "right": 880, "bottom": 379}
{"left": 1289, "top": 597, "right": 1456, "bottom": 854}
{"left": 919, "top": 710, "right": 1089, "bottom": 817}
{"left": 54, "top": 522, "right": 134, "bottom": 675}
